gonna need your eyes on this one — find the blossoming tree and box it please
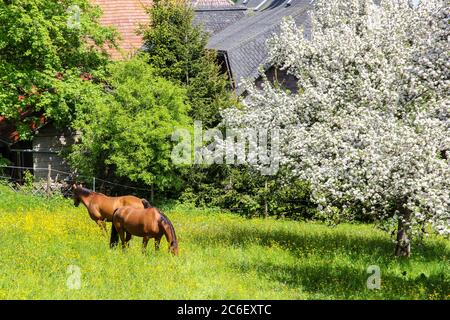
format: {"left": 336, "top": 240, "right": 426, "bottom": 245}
{"left": 222, "top": 0, "right": 449, "bottom": 256}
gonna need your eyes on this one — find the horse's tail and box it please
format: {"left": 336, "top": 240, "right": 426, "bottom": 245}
{"left": 159, "top": 210, "right": 178, "bottom": 256}
{"left": 110, "top": 208, "right": 120, "bottom": 248}
{"left": 141, "top": 198, "right": 152, "bottom": 208}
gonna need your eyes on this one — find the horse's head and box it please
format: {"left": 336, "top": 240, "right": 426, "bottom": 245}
{"left": 170, "top": 244, "right": 179, "bottom": 256}
{"left": 72, "top": 184, "right": 82, "bottom": 207}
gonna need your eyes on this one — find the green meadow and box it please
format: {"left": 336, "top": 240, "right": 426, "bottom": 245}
{"left": 0, "top": 185, "right": 448, "bottom": 300}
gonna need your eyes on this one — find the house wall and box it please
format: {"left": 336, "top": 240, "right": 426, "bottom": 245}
{"left": 32, "top": 125, "right": 74, "bottom": 181}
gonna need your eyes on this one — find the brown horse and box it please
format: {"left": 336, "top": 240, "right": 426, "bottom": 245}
{"left": 111, "top": 205, "right": 179, "bottom": 256}
{"left": 72, "top": 184, "right": 151, "bottom": 245}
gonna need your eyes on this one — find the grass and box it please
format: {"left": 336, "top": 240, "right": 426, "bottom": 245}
{"left": 0, "top": 185, "right": 448, "bottom": 300}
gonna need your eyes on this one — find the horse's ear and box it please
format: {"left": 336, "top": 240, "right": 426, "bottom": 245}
{"left": 70, "top": 169, "right": 78, "bottom": 184}
{"left": 72, "top": 184, "right": 77, "bottom": 189}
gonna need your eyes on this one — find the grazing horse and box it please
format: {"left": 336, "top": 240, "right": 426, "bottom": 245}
{"left": 111, "top": 206, "right": 179, "bottom": 256}
{"left": 72, "top": 184, "right": 151, "bottom": 244}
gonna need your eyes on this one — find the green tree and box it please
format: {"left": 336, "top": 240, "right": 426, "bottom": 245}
{"left": 181, "top": 165, "right": 317, "bottom": 220}
{"left": 68, "top": 56, "right": 192, "bottom": 192}
{"left": 141, "top": 0, "right": 235, "bottom": 127}
{"left": 0, "top": 0, "right": 117, "bottom": 139}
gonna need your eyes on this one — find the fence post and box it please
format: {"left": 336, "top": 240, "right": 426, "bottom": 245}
{"left": 93, "top": 177, "right": 96, "bottom": 192}
{"left": 264, "top": 179, "right": 268, "bottom": 218}
{"left": 47, "top": 164, "right": 52, "bottom": 195}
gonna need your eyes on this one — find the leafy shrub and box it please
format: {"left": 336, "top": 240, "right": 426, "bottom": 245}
{"left": 68, "top": 56, "right": 192, "bottom": 192}
{"left": 180, "top": 165, "right": 317, "bottom": 220}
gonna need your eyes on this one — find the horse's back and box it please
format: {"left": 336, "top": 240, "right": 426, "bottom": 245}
{"left": 90, "top": 194, "right": 143, "bottom": 221}
{"left": 114, "top": 207, "right": 160, "bottom": 237}
{"left": 118, "top": 195, "right": 145, "bottom": 208}
{"left": 117, "top": 206, "right": 159, "bottom": 219}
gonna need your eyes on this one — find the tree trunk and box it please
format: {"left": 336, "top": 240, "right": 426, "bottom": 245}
{"left": 395, "top": 207, "right": 412, "bottom": 257}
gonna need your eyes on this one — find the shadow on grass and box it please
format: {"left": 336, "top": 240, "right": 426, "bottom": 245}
{"left": 192, "top": 223, "right": 449, "bottom": 298}
{"left": 233, "top": 260, "right": 449, "bottom": 299}
{"left": 192, "top": 224, "right": 449, "bottom": 263}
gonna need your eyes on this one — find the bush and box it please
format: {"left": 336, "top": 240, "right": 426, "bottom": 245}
{"left": 68, "top": 56, "right": 192, "bottom": 192}
{"left": 180, "top": 165, "right": 317, "bottom": 220}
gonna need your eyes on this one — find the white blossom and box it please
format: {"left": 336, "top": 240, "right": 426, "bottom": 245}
{"left": 223, "top": 0, "right": 449, "bottom": 237}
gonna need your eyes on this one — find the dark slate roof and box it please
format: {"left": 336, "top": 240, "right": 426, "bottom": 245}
{"left": 193, "top": 6, "right": 247, "bottom": 36}
{"left": 192, "top": 0, "right": 236, "bottom": 7}
{"left": 206, "top": 0, "right": 312, "bottom": 94}
{"left": 235, "top": 0, "right": 272, "bottom": 9}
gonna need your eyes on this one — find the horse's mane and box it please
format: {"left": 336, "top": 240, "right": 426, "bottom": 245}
{"left": 158, "top": 209, "right": 177, "bottom": 245}
{"left": 75, "top": 186, "right": 111, "bottom": 197}
{"left": 76, "top": 187, "right": 93, "bottom": 196}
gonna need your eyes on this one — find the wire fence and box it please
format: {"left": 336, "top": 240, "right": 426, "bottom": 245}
{"left": 0, "top": 164, "right": 153, "bottom": 198}
{"left": 0, "top": 164, "right": 322, "bottom": 220}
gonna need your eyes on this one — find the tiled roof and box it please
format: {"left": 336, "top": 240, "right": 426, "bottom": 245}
{"left": 207, "top": 0, "right": 312, "bottom": 94}
{"left": 92, "top": 0, "right": 243, "bottom": 59}
{"left": 235, "top": 0, "right": 269, "bottom": 8}
{"left": 91, "top": 0, "right": 152, "bottom": 59}
{"left": 193, "top": 5, "right": 247, "bottom": 36}
{"left": 191, "top": 0, "right": 235, "bottom": 8}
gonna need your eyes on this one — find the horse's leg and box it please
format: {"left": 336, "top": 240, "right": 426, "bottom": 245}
{"left": 142, "top": 236, "right": 149, "bottom": 254}
{"left": 154, "top": 237, "right": 161, "bottom": 251}
{"left": 117, "top": 228, "right": 127, "bottom": 250}
{"left": 96, "top": 219, "right": 106, "bottom": 232}
{"left": 125, "top": 232, "right": 132, "bottom": 247}
{"left": 110, "top": 223, "right": 119, "bottom": 248}
{"left": 96, "top": 219, "right": 107, "bottom": 233}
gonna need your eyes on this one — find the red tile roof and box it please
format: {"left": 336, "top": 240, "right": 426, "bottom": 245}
{"left": 92, "top": 0, "right": 237, "bottom": 60}
{"left": 91, "top": 0, "right": 153, "bottom": 60}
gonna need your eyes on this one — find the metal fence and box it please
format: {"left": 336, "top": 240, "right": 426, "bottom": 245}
{"left": 0, "top": 164, "right": 153, "bottom": 198}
